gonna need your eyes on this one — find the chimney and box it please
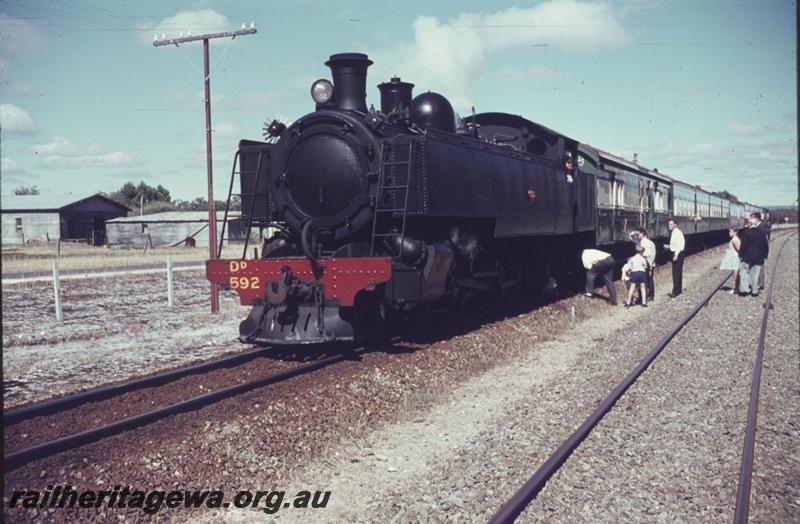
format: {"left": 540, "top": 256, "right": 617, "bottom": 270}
{"left": 377, "top": 76, "right": 414, "bottom": 118}
{"left": 325, "top": 53, "right": 373, "bottom": 113}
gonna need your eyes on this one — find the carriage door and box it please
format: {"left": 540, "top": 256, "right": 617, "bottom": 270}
{"left": 557, "top": 143, "right": 576, "bottom": 234}
{"left": 646, "top": 181, "right": 656, "bottom": 232}
{"left": 567, "top": 148, "right": 578, "bottom": 233}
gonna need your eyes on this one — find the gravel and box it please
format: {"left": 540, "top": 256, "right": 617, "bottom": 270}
{"left": 5, "top": 238, "right": 795, "bottom": 523}
{"left": 266, "top": 235, "right": 796, "bottom": 523}
{"left": 2, "top": 270, "right": 249, "bottom": 407}
{"left": 4, "top": 247, "right": 637, "bottom": 522}
{"left": 516, "top": 236, "right": 798, "bottom": 523}
{"left": 748, "top": 236, "right": 800, "bottom": 523}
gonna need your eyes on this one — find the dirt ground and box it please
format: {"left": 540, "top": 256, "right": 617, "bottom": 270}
{"left": 1, "top": 243, "right": 244, "bottom": 275}
{"left": 2, "top": 268, "right": 248, "bottom": 407}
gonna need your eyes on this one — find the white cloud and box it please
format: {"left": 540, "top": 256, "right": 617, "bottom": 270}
{"left": 214, "top": 123, "right": 240, "bottom": 139}
{"left": 1, "top": 156, "right": 20, "bottom": 174}
{"left": 372, "top": 0, "right": 630, "bottom": 107}
{"left": 139, "top": 9, "right": 239, "bottom": 46}
{"left": 730, "top": 122, "right": 765, "bottom": 136}
{"left": 31, "top": 137, "right": 133, "bottom": 168}
{"left": 498, "top": 63, "right": 561, "bottom": 82}
{"left": 0, "top": 58, "right": 8, "bottom": 83}
{"left": 0, "top": 103, "right": 36, "bottom": 135}
{"left": 616, "top": 135, "right": 798, "bottom": 204}
{"left": 0, "top": 14, "right": 48, "bottom": 57}
{"left": 0, "top": 58, "right": 40, "bottom": 97}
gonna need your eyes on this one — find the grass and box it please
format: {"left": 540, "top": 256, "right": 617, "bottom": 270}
{"left": 1, "top": 242, "right": 250, "bottom": 275}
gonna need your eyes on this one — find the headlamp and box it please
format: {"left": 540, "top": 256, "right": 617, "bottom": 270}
{"left": 311, "top": 79, "right": 334, "bottom": 105}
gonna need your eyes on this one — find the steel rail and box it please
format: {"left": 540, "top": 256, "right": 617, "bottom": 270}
{"left": 489, "top": 271, "right": 732, "bottom": 524}
{"left": 733, "top": 231, "right": 795, "bottom": 523}
{"left": 4, "top": 350, "right": 358, "bottom": 471}
{"left": 4, "top": 347, "right": 276, "bottom": 425}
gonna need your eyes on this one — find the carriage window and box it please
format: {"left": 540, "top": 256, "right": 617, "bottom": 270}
{"left": 577, "top": 153, "right": 595, "bottom": 174}
{"left": 597, "top": 178, "right": 612, "bottom": 206}
{"left": 681, "top": 198, "right": 692, "bottom": 216}
{"left": 614, "top": 181, "right": 625, "bottom": 207}
{"left": 626, "top": 183, "right": 639, "bottom": 208}
{"left": 15, "top": 217, "right": 22, "bottom": 231}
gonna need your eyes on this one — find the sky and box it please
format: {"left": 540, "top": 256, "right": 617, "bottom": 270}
{"left": 0, "top": 0, "right": 797, "bottom": 205}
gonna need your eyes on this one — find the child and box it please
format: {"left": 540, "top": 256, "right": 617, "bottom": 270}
{"left": 625, "top": 245, "right": 648, "bottom": 307}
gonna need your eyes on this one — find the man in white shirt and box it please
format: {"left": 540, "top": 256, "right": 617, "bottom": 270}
{"left": 636, "top": 228, "right": 657, "bottom": 301}
{"left": 663, "top": 219, "right": 685, "bottom": 298}
{"left": 581, "top": 248, "right": 618, "bottom": 305}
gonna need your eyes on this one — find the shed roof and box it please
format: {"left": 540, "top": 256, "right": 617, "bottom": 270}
{"left": 107, "top": 211, "right": 241, "bottom": 223}
{"left": 0, "top": 193, "right": 131, "bottom": 212}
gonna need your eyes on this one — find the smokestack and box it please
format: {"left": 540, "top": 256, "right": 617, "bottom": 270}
{"left": 377, "top": 76, "right": 414, "bottom": 119}
{"left": 325, "top": 53, "right": 373, "bottom": 113}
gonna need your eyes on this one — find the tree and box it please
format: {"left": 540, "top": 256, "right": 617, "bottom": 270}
{"left": 217, "top": 196, "right": 241, "bottom": 212}
{"left": 172, "top": 197, "right": 239, "bottom": 212}
{"left": 107, "top": 181, "right": 241, "bottom": 215}
{"left": 766, "top": 205, "right": 798, "bottom": 224}
{"left": 143, "top": 200, "right": 177, "bottom": 215}
{"left": 110, "top": 181, "right": 173, "bottom": 211}
{"left": 13, "top": 185, "right": 40, "bottom": 195}
{"left": 718, "top": 190, "right": 739, "bottom": 202}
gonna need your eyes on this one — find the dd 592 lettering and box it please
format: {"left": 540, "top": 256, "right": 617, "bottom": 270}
{"left": 229, "top": 276, "right": 260, "bottom": 289}
{"left": 229, "top": 261, "right": 248, "bottom": 273}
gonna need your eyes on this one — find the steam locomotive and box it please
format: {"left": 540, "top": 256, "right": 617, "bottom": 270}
{"left": 207, "top": 52, "right": 766, "bottom": 345}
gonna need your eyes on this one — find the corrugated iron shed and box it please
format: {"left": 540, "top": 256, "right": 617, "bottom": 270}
{"left": 106, "top": 211, "right": 240, "bottom": 223}
{"left": 1, "top": 193, "right": 130, "bottom": 212}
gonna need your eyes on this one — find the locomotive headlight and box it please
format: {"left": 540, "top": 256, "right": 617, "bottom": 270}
{"left": 311, "top": 79, "right": 334, "bottom": 105}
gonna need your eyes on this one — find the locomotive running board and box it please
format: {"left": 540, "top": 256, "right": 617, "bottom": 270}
{"left": 206, "top": 257, "right": 392, "bottom": 307}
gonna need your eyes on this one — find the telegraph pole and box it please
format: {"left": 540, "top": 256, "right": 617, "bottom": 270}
{"left": 154, "top": 26, "right": 257, "bottom": 313}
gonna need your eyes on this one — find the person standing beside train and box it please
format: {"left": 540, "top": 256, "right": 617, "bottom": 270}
{"left": 581, "top": 248, "right": 618, "bottom": 305}
{"left": 664, "top": 219, "right": 685, "bottom": 298}
{"left": 719, "top": 227, "right": 742, "bottom": 294}
{"left": 738, "top": 215, "right": 769, "bottom": 297}
{"left": 751, "top": 213, "right": 770, "bottom": 291}
{"left": 636, "top": 228, "right": 656, "bottom": 301}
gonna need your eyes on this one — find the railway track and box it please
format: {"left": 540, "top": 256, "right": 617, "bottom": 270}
{"left": 489, "top": 230, "right": 796, "bottom": 523}
{"left": 4, "top": 347, "right": 363, "bottom": 471}
{"left": 733, "top": 231, "right": 795, "bottom": 523}
{"left": 4, "top": 347, "right": 275, "bottom": 425}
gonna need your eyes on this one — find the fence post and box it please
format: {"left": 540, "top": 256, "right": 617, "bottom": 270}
{"left": 52, "top": 260, "right": 63, "bottom": 321}
{"left": 167, "top": 257, "right": 174, "bottom": 308}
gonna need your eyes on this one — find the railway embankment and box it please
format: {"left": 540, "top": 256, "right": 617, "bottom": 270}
{"left": 271, "top": 235, "right": 798, "bottom": 523}
{"left": 5, "top": 238, "right": 796, "bottom": 522}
